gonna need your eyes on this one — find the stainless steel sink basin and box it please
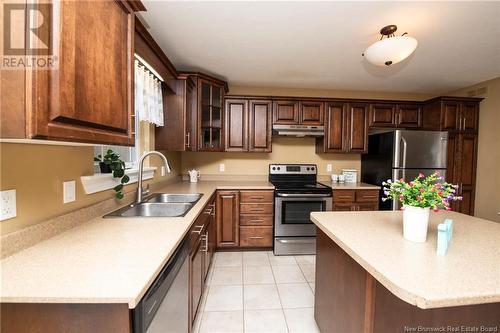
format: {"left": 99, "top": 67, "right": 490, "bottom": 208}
{"left": 147, "top": 193, "right": 203, "bottom": 204}
{"left": 104, "top": 202, "right": 194, "bottom": 218}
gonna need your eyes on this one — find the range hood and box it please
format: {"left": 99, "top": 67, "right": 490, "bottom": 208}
{"left": 273, "top": 124, "right": 324, "bottom": 137}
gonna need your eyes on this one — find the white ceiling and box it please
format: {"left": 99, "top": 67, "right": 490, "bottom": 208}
{"left": 141, "top": 1, "right": 500, "bottom": 94}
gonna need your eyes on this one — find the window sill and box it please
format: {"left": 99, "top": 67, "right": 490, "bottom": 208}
{"left": 81, "top": 167, "right": 156, "bottom": 194}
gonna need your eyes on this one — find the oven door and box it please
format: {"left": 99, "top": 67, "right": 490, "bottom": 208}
{"left": 274, "top": 195, "right": 332, "bottom": 237}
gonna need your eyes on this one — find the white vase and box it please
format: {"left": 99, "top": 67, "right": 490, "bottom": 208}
{"left": 402, "top": 206, "right": 430, "bottom": 243}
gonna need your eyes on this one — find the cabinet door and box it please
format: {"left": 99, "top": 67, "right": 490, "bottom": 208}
{"left": 357, "top": 203, "right": 379, "bottom": 211}
{"left": 299, "top": 101, "right": 324, "bottom": 125}
{"left": 333, "top": 203, "right": 356, "bottom": 211}
{"left": 31, "top": 0, "right": 134, "bottom": 145}
{"left": 216, "top": 191, "right": 240, "bottom": 248}
{"left": 461, "top": 102, "right": 479, "bottom": 133}
{"left": 207, "top": 202, "right": 216, "bottom": 271}
{"left": 369, "top": 104, "right": 396, "bottom": 127}
{"left": 225, "top": 99, "right": 248, "bottom": 151}
{"left": 441, "top": 101, "right": 460, "bottom": 131}
{"left": 456, "top": 134, "right": 477, "bottom": 215}
{"left": 397, "top": 104, "right": 422, "bottom": 128}
{"left": 199, "top": 80, "right": 224, "bottom": 151}
{"left": 190, "top": 238, "right": 203, "bottom": 325}
{"left": 249, "top": 100, "right": 272, "bottom": 152}
{"left": 346, "top": 103, "right": 369, "bottom": 153}
{"left": 322, "top": 102, "right": 347, "bottom": 153}
{"left": 273, "top": 100, "right": 299, "bottom": 125}
{"left": 185, "top": 77, "right": 198, "bottom": 151}
{"left": 155, "top": 79, "right": 186, "bottom": 151}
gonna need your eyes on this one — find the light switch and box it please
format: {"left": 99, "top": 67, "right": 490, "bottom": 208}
{"left": 327, "top": 164, "right": 332, "bottom": 172}
{"left": 0, "top": 189, "right": 17, "bottom": 221}
{"left": 219, "top": 163, "right": 225, "bottom": 172}
{"left": 63, "top": 181, "right": 76, "bottom": 204}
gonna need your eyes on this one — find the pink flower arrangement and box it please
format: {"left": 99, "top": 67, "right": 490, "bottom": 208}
{"left": 382, "top": 172, "right": 462, "bottom": 210}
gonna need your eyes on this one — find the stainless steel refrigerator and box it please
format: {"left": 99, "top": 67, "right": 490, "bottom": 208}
{"left": 361, "top": 130, "right": 448, "bottom": 210}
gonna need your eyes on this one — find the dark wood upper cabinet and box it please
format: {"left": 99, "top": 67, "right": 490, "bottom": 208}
{"left": 396, "top": 104, "right": 422, "bottom": 128}
{"left": 1, "top": 1, "right": 140, "bottom": 145}
{"left": 225, "top": 99, "right": 248, "bottom": 152}
{"left": 216, "top": 191, "right": 240, "bottom": 248}
{"left": 317, "top": 102, "right": 368, "bottom": 153}
{"left": 423, "top": 97, "right": 481, "bottom": 133}
{"left": 369, "top": 103, "right": 421, "bottom": 128}
{"left": 249, "top": 100, "right": 272, "bottom": 152}
{"left": 442, "top": 101, "right": 461, "bottom": 131}
{"left": 299, "top": 101, "right": 324, "bottom": 125}
{"left": 319, "top": 102, "right": 346, "bottom": 153}
{"left": 461, "top": 102, "right": 479, "bottom": 132}
{"left": 273, "top": 100, "right": 299, "bottom": 124}
{"left": 346, "top": 103, "right": 369, "bottom": 153}
{"left": 224, "top": 98, "right": 272, "bottom": 152}
{"left": 369, "top": 104, "right": 396, "bottom": 127}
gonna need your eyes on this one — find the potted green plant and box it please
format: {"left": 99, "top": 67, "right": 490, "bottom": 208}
{"left": 94, "top": 149, "right": 130, "bottom": 199}
{"left": 382, "top": 172, "right": 462, "bottom": 243}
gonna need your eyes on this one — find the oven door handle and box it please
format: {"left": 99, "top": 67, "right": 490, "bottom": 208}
{"left": 276, "top": 193, "right": 331, "bottom": 198}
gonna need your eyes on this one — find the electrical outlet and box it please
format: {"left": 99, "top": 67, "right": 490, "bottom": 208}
{"left": 219, "top": 163, "right": 225, "bottom": 172}
{"left": 63, "top": 181, "right": 76, "bottom": 204}
{"left": 0, "top": 189, "right": 17, "bottom": 221}
{"left": 161, "top": 166, "right": 166, "bottom": 177}
{"left": 327, "top": 164, "right": 332, "bottom": 172}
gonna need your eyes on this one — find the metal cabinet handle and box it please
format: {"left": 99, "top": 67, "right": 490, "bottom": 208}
{"left": 463, "top": 118, "right": 466, "bottom": 131}
{"left": 202, "top": 233, "right": 208, "bottom": 252}
{"left": 337, "top": 195, "right": 352, "bottom": 199}
{"left": 248, "top": 219, "right": 264, "bottom": 224}
{"left": 210, "top": 203, "right": 216, "bottom": 217}
{"left": 458, "top": 118, "right": 462, "bottom": 131}
{"left": 250, "top": 208, "right": 264, "bottom": 212}
{"left": 192, "top": 225, "right": 203, "bottom": 234}
{"left": 249, "top": 236, "right": 263, "bottom": 240}
{"left": 186, "top": 132, "right": 191, "bottom": 148}
{"left": 250, "top": 196, "right": 264, "bottom": 200}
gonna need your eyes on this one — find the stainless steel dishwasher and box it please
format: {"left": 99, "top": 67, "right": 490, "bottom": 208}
{"left": 133, "top": 235, "right": 189, "bottom": 333}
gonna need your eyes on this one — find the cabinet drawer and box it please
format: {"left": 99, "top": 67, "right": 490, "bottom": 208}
{"left": 356, "top": 190, "right": 379, "bottom": 202}
{"left": 240, "top": 215, "right": 273, "bottom": 226}
{"left": 333, "top": 203, "right": 355, "bottom": 211}
{"left": 332, "top": 190, "right": 355, "bottom": 202}
{"left": 240, "top": 226, "right": 273, "bottom": 247}
{"left": 240, "top": 191, "right": 274, "bottom": 203}
{"left": 240, "top": 203, "right": 274, "bottom": 215}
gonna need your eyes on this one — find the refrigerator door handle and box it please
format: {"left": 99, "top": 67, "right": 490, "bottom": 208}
{"left": 401, "top": 137, "right": 408, "bottom": 169}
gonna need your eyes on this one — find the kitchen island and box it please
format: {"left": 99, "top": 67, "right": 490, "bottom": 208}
{"left": 310, "top": 211, "right": 500, "bottom": 333}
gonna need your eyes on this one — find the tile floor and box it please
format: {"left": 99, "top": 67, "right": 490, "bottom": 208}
{"left": 193, "top": 251, "right": 319, "bottom": 333}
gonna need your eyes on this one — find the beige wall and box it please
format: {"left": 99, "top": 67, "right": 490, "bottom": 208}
{"left": 0, "top": 125, "right": 182, "bottom": 235}
{"left": 182, "top": 136, "right": 360, "bottom": 176}
{"left": 446, "top": 77, "right": 500, "bottom": 222}
{"left": 181, "top": 86, "right": 434, "bottom": 177}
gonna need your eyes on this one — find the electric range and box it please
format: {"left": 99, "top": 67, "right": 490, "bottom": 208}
{"left": 269, "top": 164, "right": 332, "bottom": 255}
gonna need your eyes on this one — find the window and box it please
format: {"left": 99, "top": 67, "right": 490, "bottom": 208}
{"left": 93, "top": 119, "right": 139, "bottom": 172}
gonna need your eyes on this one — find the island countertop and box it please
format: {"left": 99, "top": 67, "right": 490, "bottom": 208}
{"left": 310, "top": 210, "right": 500, "bottom": 309}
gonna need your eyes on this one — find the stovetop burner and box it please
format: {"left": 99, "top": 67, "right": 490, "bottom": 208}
{"left": 268, "top": 164, "right": 332, "bottom": 195}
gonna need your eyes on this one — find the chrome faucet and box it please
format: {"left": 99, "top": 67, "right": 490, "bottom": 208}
{"left": 137, "top": 151, "right": 171, "bottom": 204}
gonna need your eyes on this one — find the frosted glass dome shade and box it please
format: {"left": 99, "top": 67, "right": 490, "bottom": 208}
{"left": 364, "top": 36, "right": 418, "bottom": 66}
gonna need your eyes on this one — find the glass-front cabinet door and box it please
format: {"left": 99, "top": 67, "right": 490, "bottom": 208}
{"left": 199, "top": 79, "right": 224, "bottom": 151}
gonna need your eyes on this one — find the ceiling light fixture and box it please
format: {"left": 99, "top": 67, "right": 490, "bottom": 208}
{"left": 362, "top": 25, "right": 418, "bottom": 66}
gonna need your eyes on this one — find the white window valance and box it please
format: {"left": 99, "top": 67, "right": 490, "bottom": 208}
{"left": 134, "top": 59, "right": 164, "bottom": 127}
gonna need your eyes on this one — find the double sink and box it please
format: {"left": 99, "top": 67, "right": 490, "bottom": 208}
{"left": 104, "top": 193, "right": 203, "bottom": 218}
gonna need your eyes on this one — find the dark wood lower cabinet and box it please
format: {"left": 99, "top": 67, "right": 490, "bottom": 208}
{"left": 190, "top": 236, "right": 204, "bottom": 327}
{"left": 315, "top": 229, "right": 500, "bottom": 333}
{"left": 0, "top": 303, "right": 131, "bottom": 333}
{"left": 332, "top": 189, "right": 379, "bottom": 211}
{"left": 216, "top": 191, "right": 240, "bottom": 248}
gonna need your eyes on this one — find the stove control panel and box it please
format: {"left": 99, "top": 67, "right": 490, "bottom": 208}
{"left": 269, "top": 164, "right": 317, "bottom": 175}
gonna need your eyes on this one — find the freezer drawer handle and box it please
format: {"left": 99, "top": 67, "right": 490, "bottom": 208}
{"left": 277, "top": 239, "right": 313, "bottom": 244}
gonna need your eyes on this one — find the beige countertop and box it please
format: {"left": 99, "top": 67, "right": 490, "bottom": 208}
{"left": 0, "top": 181, "right": 273, "bottom": 308}
{"left": 310, "top": 210, "right": 500, "bottom": 309}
